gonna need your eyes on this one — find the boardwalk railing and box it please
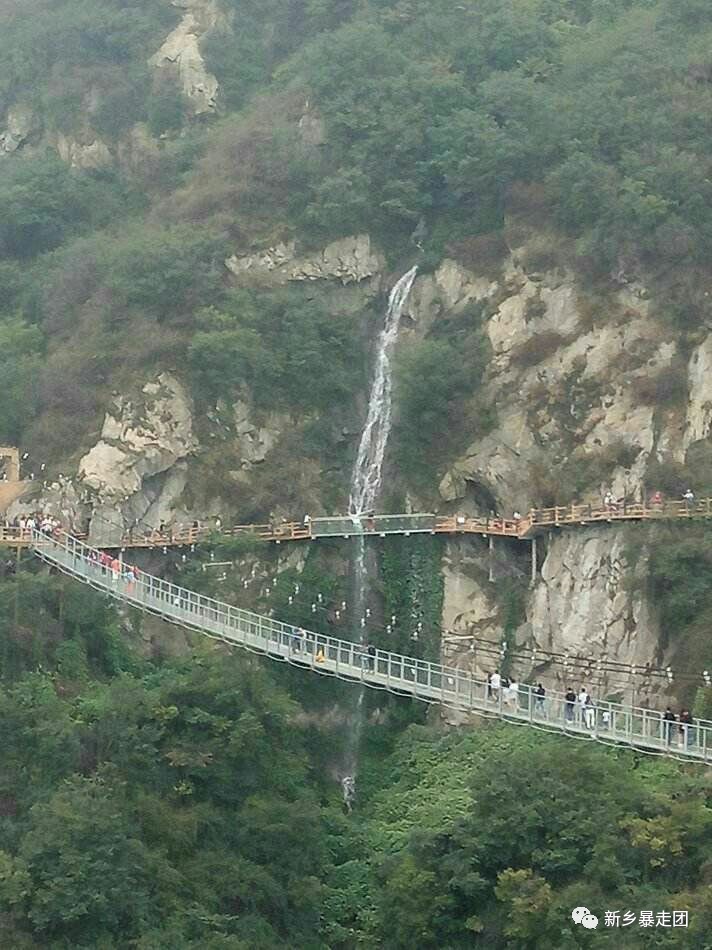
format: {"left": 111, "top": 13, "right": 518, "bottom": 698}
{"left": 29, "top": 529, "right": 712, "bottom": 764}
{"left": 6, "top": 497, "right": 712, "bottom": 551}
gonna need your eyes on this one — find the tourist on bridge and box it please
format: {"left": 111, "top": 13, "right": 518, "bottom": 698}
{"left": 367, "top": 643, "right": 376, "bottom": 670}
{"left": 584, "top": 695, "right": 596, "bottom": 729}
{"left": 577, "top": 686, "right": 589, "bottom": 722}
{"left": 663, "top": 707, "right": 676, "bottom": 745}
{"left": 564, "top": 687, "right": 576, "bottom": 722}
{"left": 489, "top": 670, "right": 501, "bottom": 701}
{"left": 504, "top": 678, "right": 519, "bottom": 709}
{"left": 679, "top": 709, "right": 694, "bottom": 747}
{"left": 683, "top": 489, "right": 695, "bottom": 509}
{"left": 651, "top": 490, "right": 663, "bottom": 509}
{"left": 534, "top": 683, "right": 546, "bottom": 714}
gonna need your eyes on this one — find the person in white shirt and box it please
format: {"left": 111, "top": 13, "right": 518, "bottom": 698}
{"left": 505, "top": 679, "right": 519, "bottom": 709}
{"left": 490, "top": 671, "right": 501, "bottom": 700}
{"left": 578, "top": 687, "right": 589, "bottom": 723}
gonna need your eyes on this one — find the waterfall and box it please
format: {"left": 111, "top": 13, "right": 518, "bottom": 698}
{"left": 341, "top": 266, "right": 418, "bottom": 804}
{"left": 349, "top": 266, "right": 419, "bottom": 517}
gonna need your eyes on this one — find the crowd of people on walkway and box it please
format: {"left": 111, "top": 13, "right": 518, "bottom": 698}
{"left": 87, "top": 549, "right": 141, "bottom": 588}
{"left": 3, "top": 512, "right": 64, "bottom": 535}
{"left": 662, "top": 706, "right": 696, "bottom": 746}
{"left": 486, "top": 673, "right": 698, "bottom": 745}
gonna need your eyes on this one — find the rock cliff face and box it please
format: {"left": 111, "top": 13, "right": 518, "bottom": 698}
{"left": 440, "top": 525, "right": 665, "bottom": 715}
{"left": 149, "top": 0, "right": 223, "bottom": 114}
{"left": 78, "top": 373, "right": 197, "bottom": 544}
{"left": 420, "top": 234, "right": 712, "bottom": 709}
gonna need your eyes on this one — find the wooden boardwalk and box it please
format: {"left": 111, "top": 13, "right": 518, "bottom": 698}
{"left": 2, "top": 498, "right": 712, "bottom": 550}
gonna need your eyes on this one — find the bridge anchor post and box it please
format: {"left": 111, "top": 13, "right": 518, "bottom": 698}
{"left": 530, "top": 538, "right": 537, "bottom": 587}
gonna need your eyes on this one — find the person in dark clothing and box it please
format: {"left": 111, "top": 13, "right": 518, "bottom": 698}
{"left": 564, "top": 688, "right": 576, "bottom": 723}
{"left": 663, "top": 707, "right": 676, "bottom": 745}
{"left": 366, "top": 643, "right": 376, "bottom": 671}
{"left": 534, "top": 683, "right": 546, "bottom": 714}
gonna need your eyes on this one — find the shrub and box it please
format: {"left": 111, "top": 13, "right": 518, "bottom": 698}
{"left": 629, "top": 363, "right": 687, "bottom": 406}
{"left": 102, "top": 225, "right": 225, "bottom": 322}
{"left": 445, "top": 231, "right": 509, "bottom": 274}
{"left": 510, "top": 330, "right": 565, "bottom": 369}
{"left": 189, "top": 288, "right": 365, "bottom": 413}
{"left": 0, "top": 155, "right": 123, "bottom": 259}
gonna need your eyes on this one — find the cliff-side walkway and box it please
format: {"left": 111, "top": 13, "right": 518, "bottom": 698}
{"left": 3, "top": 498, "right": 712, "bottom": 550}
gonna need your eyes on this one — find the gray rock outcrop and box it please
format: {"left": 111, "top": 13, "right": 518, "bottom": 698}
{"left": 0, "top": 105, "right": 40, "bottom": 155}
{"left": 78, "top": 373, "right": 197, "bottom": 544}
{"left": 225, "top": 235, "right": 385, "bottom": 286}
{"left": 149, "top": 0, "right": 222, "bottom": 114}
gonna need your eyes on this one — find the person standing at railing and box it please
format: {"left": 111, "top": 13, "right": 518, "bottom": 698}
{"left": 663, "top": 707, "right": 676, "bottom": 745}
{"left": 679, "top": 709, "right": 694, "bottom": 747}
{"left": 490, "top": 671, "right": 501, "bottom": 701}
{"left": 534, "top": 683, "right": 546, "bottom": 714}
{"left": 577, "top": 686, "right": 589, "bottom": 724}
{"left": 564, "top": 687, "right": 576, "bottom": 722}
{"left": 504, "top": 679, "right": 519, "bottom": 709}
{"left": 584, "top": 695, "right": 596, "bottom": 729}
{"left": 683, "top": 489, "right": 695, "bottom": 512}
{"left": 110, "top": 556, "right": 121, "bottom": 583}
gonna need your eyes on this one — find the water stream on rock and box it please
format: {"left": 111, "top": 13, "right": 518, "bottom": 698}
{"left": 340, "top": 266, "right": 418, "bottom": 806}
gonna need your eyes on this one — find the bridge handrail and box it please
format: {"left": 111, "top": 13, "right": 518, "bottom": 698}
{"left": 28, "top": 529, "right": 712, "bottom": 764}
{"left": 6, "top": 496, "right": 712, "bottom": 550}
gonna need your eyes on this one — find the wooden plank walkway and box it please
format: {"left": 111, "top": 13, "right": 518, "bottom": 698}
{"left": 3, "top": 498, "right": 712, "bottom": 550}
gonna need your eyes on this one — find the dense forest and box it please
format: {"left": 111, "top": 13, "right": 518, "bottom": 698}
{"left": 2, "top": 0, "right": 712, "bottom": 946}
{"left": 0, "top": 567, "right": 710, "bottom": 948}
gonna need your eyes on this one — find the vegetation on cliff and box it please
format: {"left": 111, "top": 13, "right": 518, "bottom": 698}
{"left": 3, "top": 0, "right": 712, "bottom": 472}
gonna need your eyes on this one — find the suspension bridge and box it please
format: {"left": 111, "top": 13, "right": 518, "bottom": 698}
{"left": 26, "top": 529, "right": 712, "bottom": 764}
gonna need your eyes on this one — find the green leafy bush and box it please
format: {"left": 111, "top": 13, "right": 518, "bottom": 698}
{"left": 0, "top": 155, "right": 123, "bottom": 259}
{"left": 189, "top": 288, "right": 365, "bottom": 412}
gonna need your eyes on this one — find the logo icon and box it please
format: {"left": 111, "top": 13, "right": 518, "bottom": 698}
{"left": 572, "top": 906, "right": 599, "bottom": 929}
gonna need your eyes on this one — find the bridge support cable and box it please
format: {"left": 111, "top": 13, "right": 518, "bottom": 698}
{"left": 28, "top": 529, "right": 712, "bottom": 765}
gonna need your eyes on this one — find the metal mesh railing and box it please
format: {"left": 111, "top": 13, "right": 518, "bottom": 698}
{"left": 311, "top": 514, "right": 437, "bottom": 537}
{"left": 28, "top": 529, "right": 712, "bottom": 764}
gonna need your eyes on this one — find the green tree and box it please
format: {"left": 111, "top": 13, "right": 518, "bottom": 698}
{"left": 0, "top": 318, "right": 43, "bottom": 442}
